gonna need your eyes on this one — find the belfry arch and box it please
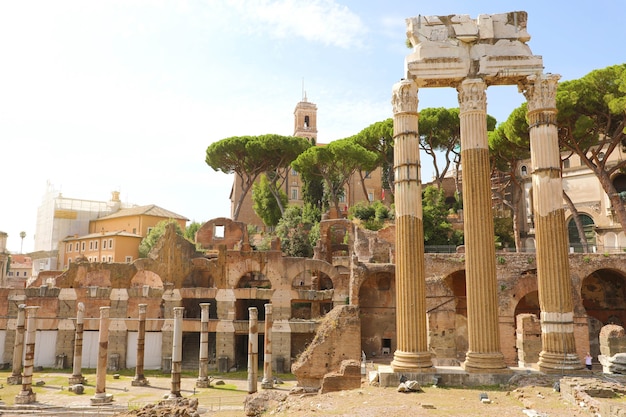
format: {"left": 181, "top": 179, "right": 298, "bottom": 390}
{"left": 391, "top": 11, "right": 582, "bottom": 373}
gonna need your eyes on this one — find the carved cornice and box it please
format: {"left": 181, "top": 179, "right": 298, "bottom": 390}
{"left": 391, "top": 79, "right": 418, "bottom": 114}
{"left": 457, "top": 79, "right": 487, "bottom": 113}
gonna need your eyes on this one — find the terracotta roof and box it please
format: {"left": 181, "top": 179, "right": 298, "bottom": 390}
{"left": 96, "top": 204, "right": 188, "bottom": 221}
{"left": 62, "top": 230, "right": 142, "bottom": 241}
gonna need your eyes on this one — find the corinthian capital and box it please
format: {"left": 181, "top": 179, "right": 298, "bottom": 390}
{"left": 521, "top": 73, "right": 560, "bottom": 113}
{"left": 457, "top": 78, "right": 487, "bottom": 113}
{"left": 391, "top": 79, "right": 418, "bottom": 114}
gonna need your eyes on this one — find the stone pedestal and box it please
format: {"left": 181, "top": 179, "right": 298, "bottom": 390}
{"left": 132, "top": 304, "right": 149, "bottom": 387}
{"left": 196, "top": 303, "right": 211, "bottom": 388}
{"left": 389, "top": 79, "right": 433, "bottom": 372}
{"left": 457, "top": 78, "right": 506, "bottom": 373}
{"left": 522, "top": 74, "right": 583, "bottom": 373}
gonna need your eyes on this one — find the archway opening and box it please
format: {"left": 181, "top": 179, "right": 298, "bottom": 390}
{"left": 359, "top": 272, "right": 395, "bottom": 360}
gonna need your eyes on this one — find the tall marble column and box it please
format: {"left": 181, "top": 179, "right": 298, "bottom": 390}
{"left": 457, "top": 78, "right": 506, "bottom": 372}
{"left": 522, "top": 73, "right": 583, "bottom": 373}
{"left": 132, "top": 304, "right": 149, "bottom": 386}
{"left": 169, "top": 306, "right": 184, "bottom": 398}
{"left": 261, "top": 303, "right": 273, "bottom": 389}
{"left": 390, "top": 79, "right": 433, "bottom": 372}
{"left": 91, "top": 307, "right": 113, "bottom": 404}
{"left": 197, "top": 303, "right": 211, "bottom": 388}
{"left": 69, "top": 302, "right": 86, "bottom": 385}
{"left": 247, "top": 307, "right": 258, "bottom": 394}
{"left": 14, "top": 306, "right": 39, "bottom": 404}
{"left": 7, "top": 304, "right": 26, "bottom": 385}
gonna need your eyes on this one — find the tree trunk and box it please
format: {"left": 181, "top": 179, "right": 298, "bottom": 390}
{"left": 357, "top": 170, "right": 370, "bottom": 204}
{"left": 562, "top": 190, "right": 589, "bottom": 253}
{"left": 595, "top": 167, "right": 626, "bottom": 236}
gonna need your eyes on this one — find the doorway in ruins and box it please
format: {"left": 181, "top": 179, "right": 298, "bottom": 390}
{"left": 581, "top": 268, "right": 626, "bottom": 359}
{"left": 359, "top": 271, "right": 395, "bottom": 361}
{"left": 234, "top": 334, "right": 265, "bottom": 371}
{"left": 180, "top": 298, "right": 218, "bottom": 370}
{"left": 235, "top": 271, "right": 271, "bottom": 320}
{"left": 290, "top": 268, "right": 334, "bottom": 319}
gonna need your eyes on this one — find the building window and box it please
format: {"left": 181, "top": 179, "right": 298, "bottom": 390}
{"left": 147, "top": 227, "right": 153, "bottom": 234}
{"left": 125, "top": 256, "right": 133, "bottom": 263}
{"left": 563, "top": 159, "right": 570, "bottom": 169}
{"left": 521, "top": 165, "right": 528, "bottom": 176}
{"left": 94, "top": 241, "right": 98, "bottom": 250}
{"left": 304, "top": 115, "right": 310, "bottom": 128}
{"left": 89, "top": 241, "right": 93, "bottom": 250}
{"left": 8, "top": 271, "right": 13, "bottom": 277}
{"left": 339, "top": 194, "right": 346, "bottom": 203}
{"left": 368, "top": 191, "right": 374, "bottom": 202}
{"left": 107, "top": 256, "right": 112, "bottom": 262}
{"left": 68, "top": 258, "right": 72, "bottom": 264}
{"left": 365, "top": 170, "right": 372, "bottom": 179}
{"left": 291, "top": 188, "right": 299, "bottom": 200}
{"left": 81, "top": 242, "right": 85, "bottom": 252}
{"left": 109, "top": 239, "right": 113, "bottom": 248}
{"left": 133, "top": 228, "right": 137, "bottom": 234}
{"left": 291, "top": 168, "right": 298, "bottom": 176}
{"left": 67, "top": 243, "right": 72, "bottom": 252}
{"left": 102, "top": 240, "right": 107, "bottom": 249}
{"left": 102, "top": 256, "right": 106, "bottom": 262}
{"left": 214, "top": 225, "right": 224, "bottom": 239}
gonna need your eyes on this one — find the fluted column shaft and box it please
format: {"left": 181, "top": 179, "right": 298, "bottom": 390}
{"left": 523, "top": 73, "right": 583, "bottom": 372}
{"left": 8, "top": 304, "right": 26, "bottom": 384}
{"left": 458, "top": 78, "right": 506, "bottom": 372}
{"left": 170, "top": 307, "right": 184, "bottom": 398}
{"left": 247, "top": 307, "right": 259, "bottom": 393}
{"left": 261, "top": 304, "right": 273, "bottom": 389}
{"left": 197, "top": 303, "right": 210, "bottom": 387}
{"left": 390, "top": 79, "right": 433, "bottom": 372}
{"left": 69, "top": 302, "right": 86, "bottom": 385}
{"left": 15, "top": 306, "right": 39, "bottom": 404}
{"left": 132, "top": 304, "right": 149, "bottom": 386}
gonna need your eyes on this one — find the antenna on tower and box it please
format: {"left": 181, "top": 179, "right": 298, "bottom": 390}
{"left": 302, "top": 78, "right": 307, "bottom": 102}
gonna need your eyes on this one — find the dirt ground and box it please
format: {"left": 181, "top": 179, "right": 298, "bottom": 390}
{"left": 0, "top": 370, "right": 623, "bottom": 416}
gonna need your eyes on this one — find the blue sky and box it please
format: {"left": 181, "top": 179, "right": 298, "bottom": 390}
{"left": 1, "top": 0, "right": 624, "bottom": 253}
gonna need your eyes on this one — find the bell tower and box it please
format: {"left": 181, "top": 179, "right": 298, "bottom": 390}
{"left": 293, "top": 90, "right": 317, "bottom": 145}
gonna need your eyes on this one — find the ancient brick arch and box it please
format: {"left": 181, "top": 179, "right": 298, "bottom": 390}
{"left": 285, "top": 259, "right": 340, "bottom": 291}
{"left": 581, "top": 268, "right": 626, "bottom": 326}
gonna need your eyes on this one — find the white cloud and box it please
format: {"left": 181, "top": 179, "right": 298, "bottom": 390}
{"left": 225, "top": 0, "right": 367, "bottom": 48}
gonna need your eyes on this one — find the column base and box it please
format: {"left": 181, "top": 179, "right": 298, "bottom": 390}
{"left": 261, "top": 377, "right": 274, "bottom": 389}
{"left": 168, "top": 392, "right": 182, "bottom": 399}
{"left": 68, "top": 375, "right": 87, "bottom": 385}
{"left": 196, "top": 377, "right": 211, "bottom": 388}
{"left": 391, "top": 350, "right": 434, "bottom": 372}
{"left": 462, "top": 352, "right": 508, "bottom": 373}
{"left": 538, "top": 351, "right": 583, "bottom": 374}
{"left": 131, "top": 377, "right": 150, "bottom": 387}
{"left": 14, "top": 390, "right": 36, "bottom": 404}
{"left": 7, "top": 375, "right": 22, "bottom": 385}
{"left": 91, "top": 393, "right": 114, "bottom": 405}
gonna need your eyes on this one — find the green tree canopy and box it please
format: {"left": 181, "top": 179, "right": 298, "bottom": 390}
{"left": 422, "top": 185, "right": 463, "bottom": 246}
{"left": 292, "top": 137, "right": 378, "bottom": 213}
{"left": 206, "top": 134, "right": 310, "bottom": 220}
{"left": 353, "top": 118, "right": 395, "bottom": 198}
{"left": 252, "top": 174, "right": 288, "bottom": 227}
{"left": 555, "top": 63, "right": 626, "bottom": 232}
{"left": 139, "top": 219, "right": 185, "bottom": 258}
